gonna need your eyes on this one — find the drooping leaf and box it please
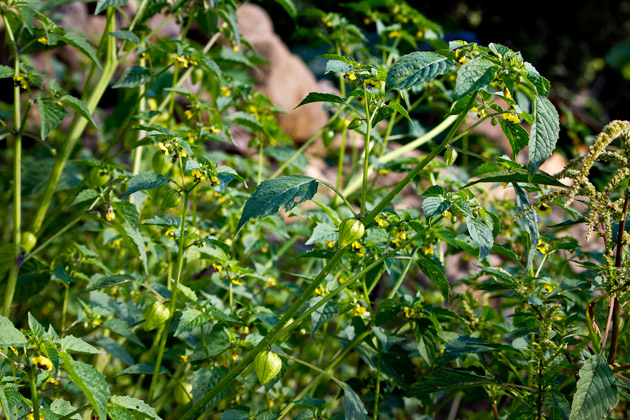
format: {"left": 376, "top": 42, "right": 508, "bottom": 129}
{"left": 386, "top": 51, "right": 452, "bottom": 90}
{"left": 528, "top": 95, "right": 560, "bottom": 171}
{"left": 499, "top": 118, "right": 529, "bottom": 159}
{"left": 464, "top": 168, "right": 567, "bottom": 188}
{"left": 38, "top": 94, "right": 68, "bottom": 140}
{"left": 112, "top": 66, "right": 151, "bottom": 89}
{"left": 408, "top": 368, "right": 499, "bottom": 395}
{"left": 514, "top": 183, "right": 539, "bottom": 273}
{"left": 271, "top": 0, "right": 296, "bottom": 18}
{"left": 454, "top": 56, "right": 495, "bottom": 99}
{"left": 109, "top": 395, "right": 161, "bottom": 420}
{"left": 295, "top": 92, "right": 346, "bottom": 109}
{"left": 237, "top": 176, "right": 319, "bottom": 231}
{"left": 0, "top": 315, "right": 28, "bottom": 347}
{"left": 175, "top": 308, "right": 212, "bottom": 336}
{"left": 83, "top": 274, "right": 135, "bottom": 292}
{"left": 95, "top": 0, "right": 127, "bottom": 14}
{"left": 108, "top": 30, "right": 139, "bottom": 44}
{"left": 466, "top": 217, "right": 493, "bottom": 261}
{"left": 569, "top": 354, "right": 618, "bottom": 420}
{"left": 227, "top": 111, "right": 264, "bottom": 132}
{"left": 60, "top": 95, "right": 98, "bottom": 128}
{"left": 123, "top": 172, "right": 171, "bottom": 197}
{"left": 0, "top": 65, "right": 14, "bottom": 78}
{"left": 342, "top": 383, "right": 368, "bottom": 420}
{"left": 59, "top": 352, "right": 110, "bottom": 420}
{"left": 387, "top": 101, "right": 412, "bottom": 124}
{"left": 309, "top": 298, "right": 338, "bottom": 335}
{"left": 58, "top": 335, "right": 102, "bottom": 355}
{"left": 416, "top": 257, "right": 450, "bottom": 301}
{"left": 62, "top": 32, "right": 101, "bottom": 69}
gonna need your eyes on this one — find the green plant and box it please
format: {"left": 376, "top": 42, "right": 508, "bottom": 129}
{"left": 1, "top": 0, "right": 629, "bottom": 419}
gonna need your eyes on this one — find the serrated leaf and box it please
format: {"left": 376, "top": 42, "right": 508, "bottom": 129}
{"left": 38, "top": 94, "right": 68, "bottom": 140}
{"left": 454, "top": 56, "right": 495, "bottom": 99}
{"left": 295, "top": 92, "right": 346, "bottom": 109}
{"left": 237, "top": 175, "right": 319, "bottom": 231}
{"left": 109, "top": 395, "right": 161, "bottom": 420}
{"left": 438, "top": 336, "right": 498, "bottom": 366}
{"left": 102, "top": 318, "right": 144, "bottom": 347}
{"left": 309, "top": 298, "right": 338, "bottom": 335}
{"left": 59, "top": 335, "right": 102, "bottom": 354}
{"left": 112, "top": 66, "right": 151, "bottom": 89}
{"left": 28, "top": 312, "right": 46, "bottom": 337}
{"left": 60, "top": 95, "right": 97, "bottom": 128}
{"left": 62, "top": 32, "right": 101, "bottom": 69}
{"left": 95, "top": 0, "right": 127, "bottom": 14}
{"left": 422, "top": 196, "right": 450, "bottom": 219}
{"left": 408, "top": 368, "right": 498, "bottom": 395}
{"left": 416, "top": 257, "right": 449, "bottom": 301}
{"left": 499, "top": 119, "right": 529, "bottom": 159}
{"left": 466, "top": 217, "right": 493, "bottom": 261}
{"left": 59, "top": 352, "right": 110, "bottom": 420}
{"left": 17, "top": 6, "right": 37, "bottom": 34}
{"left": 325, "top": 59, "right": 354, "bottom": 74}
{"left": 528, "top": 95, "right": 560, "bottom": 172}
{"left": 0, "top": 315, "right": 27, "bottom": 347}
{"left": 175, "top": 308, "right": 212, "bottom": 336}
{"left": 108, "top": 30, "right": 139, "bottom": 44}
{"left": 464, "top": 168, "right": 567, "bottom": 188}
{"left": 116, "top": 363, "right": 168, "bottom": 376}
{"left": 342, "top": 383, "right": 368, "bottom": 420}
{"left": 107, "top": 405, "right": 134, "bottom": 420}
{"left": 119, "top": 221, "right": 148, "bottom": 274}
{"left": 386, "top": 51, "right": 452, "bottom": 90}
{"left": 305, "top": 222, "right": 337, "bottom": 246}
{"left": 123, "top": 172, "right": 171, "bottom": 197}
{"left": 569, "top": 354, "right": 618, "bottom": 420}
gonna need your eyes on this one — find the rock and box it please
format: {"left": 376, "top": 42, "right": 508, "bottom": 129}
{"left": 236, "top": 4, "right": 328, "bottom": 143}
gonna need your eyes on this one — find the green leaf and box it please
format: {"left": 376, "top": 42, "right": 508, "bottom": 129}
{"left": 0, "top": 65, "right": 14, "bottom": 78}
{"left": 438, "top": 336, "right": 499, "bottom": 366}
{"left": 17, "top": 6, "right": 37, "bottom": 34}
{"left": 271, "top": 0, "right": 296, "bottom": 18}
{"left": 109, "top": 395, "right": 161, "bottom": 420}
{"left": 304, "top": 222, "right": 337, "bottom": 246}
{"left": 499, "top": 119, "right": 529, "bottom": 159}
{"left": 28, "top": 313, "right": 46, "bottom": 337}
{"left": 123, "top": 172, "right": 171, "bottom": 197}
{"left": 102, "top": 318, "right": 144, "bottom": 347}
{"left": 528, "top": 95, "right": 560, "bottom": 171}
{"left": 386, "top": 51, "right": 452, "bottom": 90}
{"left": 119, "top": 221, "right": 148, "bottom": 274}
{"left": 422, "top": 196, "right": 450, "bottom": 219}
{"left": 237, "top": 175, "right": 319, "bottom": 231}
{"left": 416, "top": 257, "right": 449, "bottom": 301}
{"left": 83, "top": 274, "right": 135, "bottom": 292}
{"left": 464, "top": 168, "right": 567, "bottom": 188}
{"left": 95, "top": 0, "right": 127, "bottom": 14}
{"left": 227, "top": 111, "right": 264, "bottom": 132}
{"left": 387, "top": 101, "right": 412, "bottom": 124}
{"left": 38, "top": 94, "right": 68, "bottom": 140}
{"left": 408, "top": 368, "right": 499, "bottom": 395}
{"left": 175, "top": 308, "right": 212, "bottom": 336}
{"left": 454, "top": 56, "right": 495, "bottom": 99}
{"left": 295, "top": 92, "right": 346, "bottom": 109}
{"left": 309, "top": 298, "right": 338, "bottom": 335}
{"left": 0, "top": 315, "right": 28, "bottom": 347}
{"left": 466, "top": 217, "right": 493, "bottom": 261}
{"left": 342, "top": 383, "right": 368, "bottom": 420}
{"left": 107, "top": 405, "right": 134, "bottom": 420}
{"left": 112, "top": 67, "right": 151, "bottom": 89}
{"left": 514, "top": 183, "right": 539, "bottom": 273}
{"left": 62, "top": 32, "right": 101, "bottom": 69}
{"left": 569, "top": 354, "right": 618, "bottom": 420}
{"left": 59, "top": 352, "right": 110, "bottom": 420}
{"left": 60, "top": 95, "right": 97, "bottom": 128}
{"left": 108, "top": 30, "right": 139, "bottom": 44}
{"left": 58, "top": 335, "right": 102, "bottom": 355}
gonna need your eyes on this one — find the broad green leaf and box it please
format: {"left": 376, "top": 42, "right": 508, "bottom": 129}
{"left": 220, "top": 410, "right": 249, "bottom": 420}
{"left": 227, "top": 111, "right": 264, "bottom": 132}
{"left": 325, "top": 59, "right": 354, "bottom": 74}
{"left": 95, "top": 0, "right": 127, "bottom": 14}
{"left": 464, "top": 168, "right": 567, "bottom": 188}
{"left": 107, "top": 405, "right": 134, "bottom": 420}
{"left": 72, "top": 189, "right": 99, "bottom": 205}
{"left": 309, "top": 298, "right": 338, "bottom": 335}
{"left": 466, "top": 217, "right": 493, "bottom": 261}
{"left": 83, "top": 274, "right": 135, "bottom": 292}
{"left": 123, "top": 172, "right": 171, "bottom": 197}
{"left": 109, "top": 395, "right": 161, "bottom": 420}
{"left": 304, "top": 222, "right": 337, "bottom": 246}
{"left": 62, "top": 32, "right": 101, "bottom": 69}
{"left": 569, "top": 354, "right": 618, "bottom": 420}
{"left": 237, "top": 175, "right": 319, "bottom": 231}
{"left": 119, "top": 221, "right": 148, "bottom": 274}
{"left": 514, "top": 184, "right": 539, "bottom": 273}
{"left": 528, "top": 95, "right": 560, "bottom": 171}
{"left": 175, "top": 308, "right": 212, "bottom": 336}
{"left": 408, "top": 368, "right": 498, "bottom": 395}
{"left": 38, "top": 94, "right": 68, "bottom": 140}
{"left": 416, "top": 257, "right": 449, "bottom": 301}
{"left": 60, "top": 95, "right": 97, "bottom": 128}
{"left": 342, "top": 383, "right": 368, "bottom": 420}
{"left": 499, "top": 119, "right": 529, "bottom": 159}
{"left": 102, "top": 318, "right": 144, "bottom": 347}
{"left": 0, "top": 65, "right": 14, "bottom": 78}
{"left": 422, "top": 196, "right": 450, "bottom": 219}
{"left": 272, "top": 0, "right": 296, "bottom": 18}
{"left": 112, "top": 200, "right": 140, "bottom": 228}
{"left": 112, "top": 66, "right": 151, "bottom": 89}
{"left": 59, "top": 335, "right": 102, "bottom": 354}
{"left": 59, "top": 352, "right": 110, "bottom": 420}
{"left": 454, "top": 56, "right": 495, "bottom": 99}
{"left": 387, "top": 101, "right": 412, "bottom": 124}
{"left": 116, "top": 363, "right": 168, "bottom": 376}
{"left": 438, "top": 336, "right": 499, "bottom": 366}
{"left": 295, "top": 92, "right": 345, "bottom": 109}
{"left": 386, "top": 51, "right": 452, "bottom": 90}
{"left": 0, "top": 315, "right": 27, "bottom": 347}
{"left": 28, "top": 313, "right": 46, "bottom": 337}
{"left": 17, "top": 6, "right": 37, "bottom": 34}
{"left": 50, "top": 399, "right": 83, "bottom": 420}
{"left": 108, "top": 30, "right": 139, "bottom": 44}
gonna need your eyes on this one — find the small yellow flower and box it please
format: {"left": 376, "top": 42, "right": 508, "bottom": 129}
{"left": 111, "top": 238, "right": 123, "bottom": 247}
{"left": 140, "top": 51, "right": 149, "bottom": 59}
{"left": 157, "top": 142, "right": 170, "bottom": 156}
{"left": 232, "top": 44, "right": 240, "bottom": 52}
{"left": 377, "top": 168, "right": 390, "bottom": 175}
{"left": 187, "top": 132, "right": 195, "bottom": 143}
{"left": 345, "top": 72, "right": 357, "bottom": 81}
{"left": 536, "top": 203, "right": 553, "bottom": 216}
{"left": 542, "top": 284, "right": 553, "bottom": 293}
{"left": 165, "top": 227, "right": 177, "bottom": 240}
{"left": 242, "top": 326, "right": 250, "bottom": 334}
{"left": 350, "top": 305, "right": 366, "bottom": 317}
{"left": 343, "top": 119, "right": 352, "bottom": 127}
{"left": 403, "top": 306, "right": 417, "bottom": 318}
{"left": 180, "top": 149, "right": 187, "bottom": 158}
{"left": 374, "top": 215, "right": 388, "bottom": 227}
{"left": 148, "top": 98, "right": 158, "bottom": 111}
{"left": 265, "top": 276, "right": 276, "bottom": 287}
{"left": 395, "top": 230, "right": 407, "bottom": 240}
{"left": 13, "top": 76, "right": 28, "bottom": 90}
{"left": 443, "top": 210, "right": 452, "bottom": 219}
{"left": 46, "top": 377, "right": 60, "bottom": 385}
{"left": 174, "top": 55, "right": 189, "bottom": 68}
{"left": 212, "top": 263, "right": 223, "bottom": 275}
{"left": 351, "top": 242, "right": 366, "bottom": 256}
{"left": 325, "top": 240, "right": 336, "bottom": 248}
{"left": 179, "top": 355, "right": 189, "bottom": 362}
{"left": 27, "top": 413, "right": 44, "bottom": 420}
{"left": 388, "top": 31, "right": 400, "bottom": 39}
{"left": 189, "top": 59, "right": 198, "bottom": 66}
{"left": 37, "top": 36, "right": 48, "bottom": 45}
{"left": 422, "top": 245, "right": 434, "bottom": 256}
{"left": 208, "top": 125, "right": 221, "bottom": 134}
{"left": 502, "top": 112, "right": 520, "bottom": 124}
{"left": 105, "top": 205, "right": 115, "bottom": 222}
{"left": 9, "top": 346, "right": 18, "bottom": 356}
{"left": 184, "top": 110, "right": 194, "bottom": 120}
{"left": 338, "top": 276, "right": 346, "bottom": 284}
{"left": 210, "top": 175, "right": 219, "bottom": 185}
{"left": 503, "top": 87, "right": 512, "bottom": 99}
{"left": 458, "top": 56, "right": 468, "bottom": 64}
{"left": 537, "top": 239, "right": 551, "bottom": 255}
{"left": 192, "top": 169, "right": 206, "bottom": 182}
{"left": 231, "top": 278, "right": 243, "bottom": 286}
{"left": 31, "top": 356, "right": 53, "bottom": 371}
{"left": 261, "top": 246, "right": 268, "bottom": 253}
{"left": 416, "top": 29, "right": 424, "bottom": 38}
{"left": 314, "top": 286, "right": 325, "bottom": 297}
{"left": 220, "top": 87, "right": 231, "bottom": 97}
{"left": 363, "top": 17, "right": 371, "bottom": 25}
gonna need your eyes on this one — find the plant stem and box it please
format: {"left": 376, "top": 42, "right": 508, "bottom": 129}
{"left": 361, "top": 84, "right": 372, "bottom": 216}
{"left": 607, "top": 195, "right": 628, "bottom": 364}
{"left": 2, "top": 13, "right": 22, "bottom": 319}
{"left": 336, "top": 125, "right": 348, "bottom": 191}
{"left": 29, "top": 368, "right": 40, "bottom": 420}
{"left": 279, "top": 353, "right": 345, "bottom": 388}
{"left": 373, "top": 341, "right": 382, "bottom": 420}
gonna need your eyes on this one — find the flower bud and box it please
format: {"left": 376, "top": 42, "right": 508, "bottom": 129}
{"left": 254, "top": 351, "right": 282, "bottom": 385}
{"left": 143, "top": 301, "right": 170, "bottom": 331}
{"left": 338, "top": 218, "right": 365, "bottom": 249}
{"left": 21, "top": 231, "right": 37, "bottom": 252}
{"left": 160, "top": 189, "right": 182, "bottom": 210}
{"left": 444, "top": 148, "right": 457, "bottom": 166}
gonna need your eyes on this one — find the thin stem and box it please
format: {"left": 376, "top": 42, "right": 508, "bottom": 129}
{"left": 608, "top": 194, "right": 629, "bottom": 364}
{"left": 319, "top": 181, "right": 358, "bottom": 218}
{"left": 361, "top": 84, "right": 372, "bottom": 216}
{"left": 373, "top": 341, "right": 382, "bottom": 420}
{"left": 61, "top": 284, "right": 69, "bottom": 334}
{"left": 29, "top": 369, "right": 40, "bottom": 420}
{"left": 336, "top": 124, "right": 348, "bottom": 191}
{"left": 257, "top": 142, "right": 264, "bottom": 185}
{"left": 279, "top": 353, "right": 344, "bottom": 388}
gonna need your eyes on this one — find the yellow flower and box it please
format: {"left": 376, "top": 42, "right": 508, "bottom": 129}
{"left": 314, "top": 286, "right": 325, "bottom": 297}
{"left": 346, "top": 72, "right": 357, "bottom": 81}
{"left": 502, "top": 112, "right": 520, "bottom": 124}
{"left": 180, "top": 149, "right": 187, "bottom": 158}
{"left": 422, "top": 245, "right": 434, "bottom": 256}
{"left": 174, "top": 55, "right": 189, "bottom": 68}
{"left": 350, "top": 305, "right": 366, "bottom": 317}
{"left": 9, "top": 346, "right": 18, "bottom": 356}
{"left": 458, "top": 56, "right": 468, "bottom": 64}
{"left": 232, "top": 44, "right": 240, "bottom": 52}
{"left": 395, "top": 230, "right": 407, "bottom": 240}
{"left": 105, "top": 205, "right": 115, "bottom": 222}
{"left": 184, "top": 110, "right": 194, "bottom": 120}
{"left": 261, "top": 246, "right": 268, "bottom": 253}
{"left": 265, "top": 276, "right": 276, "bottom": 287}
{"left": 231, "top": 278, "right": 243, "bottom": 286}
{"left": 13, "top": 76, "right": 28, "bottom": 90}
{"left": 363, "top": 17, "right": 371, "bottom": 25}
{"left": 210, "top": 175, "right": 219, "bottom": 185}
{"left": 416, "top": 29, "right": 424, "bottom": 38}
{"left": 536, "top": 202, "right": 553, "bottom": 216}
{"left": 27, "top": 413, "right": 44, "bottom": 420}
{"left": 403, "top": 306, "right": 417, "bottom": 318}
{"left": 443, "top": 210, "right": 452, "bottom": 219}
{"left": 187, "top": 132, "right": 195, "bottom": 143}
{"left": 192, "top": 169, "right": 206, "bottom": 182}
{"left": 377, "top": 168, "right": 390, "bottom": 175}
{"left": 212, "top": 263, "right": 223, "bottom": 275}
{"left": 148, "top": 98, "right": 158, "bottom": 111}
{"left": 37, "top": 36, "right": 48, "bottom": 45}
{"left": 111, "top": 238, "right": 123, "bottom": 247}
{"left": 189, "top": 59, "right": 198, "bottom": 66}
{"left": 543, "top": 284, "right": 553, "bottom": 293}
{"left": 388, "top": 31, "right": 400, "bottom": 39}
{"left": 338, "top": 276, "right": 346, "bottom": 284}
{"left": 31, "top": 356, "right": 53, "bottom": 371}
{"left": 351, "top": 241, "right": 365, "bottom": 256}
{"left": 165, "top": 227, "right": 177, "bottom": 240}
{"left": 325, "top": 240, "right": 336, "bottom": 248}
{"left": 231, "top": 352, "right": 239, "bottom": 361}
{"left": 343, "top": 119, "right": 352, "bottom": 127}
{"left": 374, "top": 215, "right": 388, "bottom": 227}
{"left": 140, "top": 51, "right": 149, "bottom": 59}
{"left": 537, "top": 239, "right": 551, "bottom": 255}
{"left": 220, "top": 87, "right": 231, "bottom": 97}
{"left": 157, "top": 142, "right": 170, "bottom": 156}
{"left": 46, "top": 377, "right": 59, "bottom": 385}
{"left": 208, "top": 125, "right": 221, "bottom": 134}
{"left": 179, "top": 355, "right": 189, "bottom": 362}
{"left": 503, "top": 88, "right": 512, "bottom": 99}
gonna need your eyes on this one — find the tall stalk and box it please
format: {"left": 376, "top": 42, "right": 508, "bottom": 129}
{"left": 2, "top": 13, "right": 22, "bottom": 318}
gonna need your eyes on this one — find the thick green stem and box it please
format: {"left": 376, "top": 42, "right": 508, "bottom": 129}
{"left": 336, "top": 125, "right": 348, "bottom": 191}
{"left": 29, "top": 369, "right": 40, "bottom": 420}
{"left": 31, "top": 9, "right": 118, "bottom": 234}
{"left": 2, "top": 14, "right": 22, "bottom": 318}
